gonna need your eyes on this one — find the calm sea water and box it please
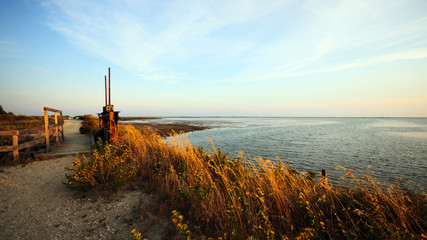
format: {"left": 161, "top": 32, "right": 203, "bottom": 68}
{"left": 131, "top": 117, "right": 427, "bottom": 188}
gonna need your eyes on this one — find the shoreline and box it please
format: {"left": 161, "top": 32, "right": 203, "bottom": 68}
{"left": 125, "top": 123, "right": 209, "bottom": 137}
{"left": 119, "top": 117, "right": 162, "bottom": 121}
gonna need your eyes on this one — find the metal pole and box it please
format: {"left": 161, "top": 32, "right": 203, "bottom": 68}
{"left": 108, "top": 67, "right": 111, "bottom": 106}
{"left": 105, "top": 75, "right": 107, "bottom": 106}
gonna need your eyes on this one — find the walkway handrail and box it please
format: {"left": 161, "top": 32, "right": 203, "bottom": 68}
{"left": 43, "top": 107, "right": 64, "bottom": 152}
{"left": 0, "top": 107, "right": 64, "bottom": 161}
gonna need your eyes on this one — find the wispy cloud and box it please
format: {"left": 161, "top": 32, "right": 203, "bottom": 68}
{"left": 325, "top": 48, "right": 427, "bottom": 73}
{"left": 227, "top": 0, "right": 427, "bottom": 82}
{"left": 43, "top": 0, "right": 289, "bottom": 82}
{"left": 42, "top": 0, "right": 427, "bottom": 83}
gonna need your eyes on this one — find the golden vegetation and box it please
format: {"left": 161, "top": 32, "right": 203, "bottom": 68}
{"left": 78, "top": 115, "right": 100, "bottom": 135}
{"left": 66, "top": 124, "right": 427, "bottom": 239}
{"left": 65, "top": 140, "right": 137, "bottom": 188}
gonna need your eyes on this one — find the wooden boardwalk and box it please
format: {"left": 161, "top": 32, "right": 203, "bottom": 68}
{"left": 47, "top": 119, "right": 92, "bottom": 157}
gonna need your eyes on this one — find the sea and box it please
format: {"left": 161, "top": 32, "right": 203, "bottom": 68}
{"left": 127, "top": 117, "right": 427, "bottom": 189}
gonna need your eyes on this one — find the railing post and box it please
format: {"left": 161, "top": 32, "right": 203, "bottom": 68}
{"left": 12, "top": 132, "right": 19, "bottom": 161}
{"left": 321, "top": 169, "right": 327, "bottom": 186}
{"left": 60, "top": 111, "right": 64, "bottom": 140}
{"left": 44, "top": 109, "right": 50, "bottom": 152}
{"left": 54, "top": 112, "right": 59, "bottom": 143}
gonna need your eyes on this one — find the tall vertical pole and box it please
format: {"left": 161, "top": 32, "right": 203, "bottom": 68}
{"left": 322, "top": 169, "right": 328, "bottom": 186}
{"left": 44, "top": 109, "right": 50, "bottom": 152}
{"left": 108, "top": 67, "right": 111, "bottom": 106}
{"left": 105, "top": 75, "right": 108, "bottom": 106}
{"left": 12, "top": 132, "right": 18, "bottom": 161}
{"left": 60, "top": 111, "right": 64, "bottom": 140}
{"left": 54, "top": 112, "right": 59, "bottom": 143}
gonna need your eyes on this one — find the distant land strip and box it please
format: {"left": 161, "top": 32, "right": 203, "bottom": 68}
{"left": 124, "top": 122, "right": 208, "bottom": 137}
{"left": 119, "top": 117, "right": 162, "bottom": 121}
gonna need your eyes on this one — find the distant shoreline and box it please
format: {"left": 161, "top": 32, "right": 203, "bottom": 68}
{"left": 119, "top": 117, "right": 162, "bottom": 121}
{"left": 123, "top": 122, "right": 209, "bottom": 137}
{"left": 118, "top": 116, "right": 427, "bottom": 119}
{"left": 120, "top": 116, "right": 210, "bottom": 137}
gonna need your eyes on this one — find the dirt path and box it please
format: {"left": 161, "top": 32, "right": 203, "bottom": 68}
{"left": 0, "top": 120, "right": 176, "bottom": 239}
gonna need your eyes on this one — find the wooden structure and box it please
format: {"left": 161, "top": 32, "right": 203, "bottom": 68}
{"left": 322, "top": 169, "right": 328, "bottom": 185}
{"left": 44, "top": 107, "right": 64, "bottom": 151}
{"left": 0, "top": 107, "right": 64, "bottom": 161}
{"left": 98, "top": 67, "right": 119, "bottom": 144}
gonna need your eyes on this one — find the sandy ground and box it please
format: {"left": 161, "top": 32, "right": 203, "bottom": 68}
{"left": 0, "top": 120, "right": 177, "bottom": 240}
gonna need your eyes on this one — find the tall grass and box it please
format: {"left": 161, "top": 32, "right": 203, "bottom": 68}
{"left": 67, "top": 124, "right": 427, "bottom": 239}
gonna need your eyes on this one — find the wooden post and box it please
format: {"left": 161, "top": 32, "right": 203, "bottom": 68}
{"left": 54, "top": 112, "right": 59, "bottom": 143}
{"left": 12, "top": 132, "right": 19, "bottom": 161}
{"left": 44, "top": 109, "right": 50, "bottom": 152}
{"left": 60, "top": 111, "right": 64, "bottom": 140}
{"left": 321, "top": 169, "right": 327, "bottom": 185}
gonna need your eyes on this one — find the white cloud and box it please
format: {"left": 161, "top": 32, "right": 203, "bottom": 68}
{"left": 226, "top": 0, "right": 427, "bottom": 82}
{"left": 325, "top": 48, "right": 427, "bottom": 72}
{"left": 43, "top": 0, "right": 289, "bottom": 82}
{"left": 42, "top": 0, "right": 427, "bottom": 84}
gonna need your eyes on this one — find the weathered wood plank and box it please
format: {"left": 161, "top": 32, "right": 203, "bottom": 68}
{"left": 43, "top": 107, "right": 62, "bottom": 113}
{"left": 35, "top": 129, "right": 44, "bottom": 139}
{"left": 44, "top": 109, "right": 50, "bottom": 152}
{"left": 0, "top": 130, "right": 19, "bottom": 136}
{"left": 12, "top": 135, "right": 18, "bottom": 161}
{"left": 54, "top": 112, "right": 59, "bottom": 143}
{"left": 19, "top": 126, "right": 45, "bottom": 135}
{"left": 0, "top": 146, "right": 14, "bottom": 151}
{"left": 18, "top": 138, "right": 45, "bottom": 150}
{"left": 48, "top": 124, "right": 63, "bottom": 130}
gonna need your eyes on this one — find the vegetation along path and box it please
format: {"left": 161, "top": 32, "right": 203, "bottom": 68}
{"left": 0, "top": 120, "right": 176, "bottom": 240}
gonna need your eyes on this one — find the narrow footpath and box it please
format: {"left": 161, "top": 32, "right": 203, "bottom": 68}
{"left": 0, "top": 120, "right": 176, "bottom": 240}
{"left": 48, "top": 119, "right": 92, "bottom": 157}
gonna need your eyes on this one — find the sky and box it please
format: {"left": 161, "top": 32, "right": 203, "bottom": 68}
{"left": 0, "top": 0, "right": 426, "bottom": 117}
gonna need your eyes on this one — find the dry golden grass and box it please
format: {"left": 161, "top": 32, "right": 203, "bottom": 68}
{"left": 68, "top": 124, "right": 427, "bottom": 239}
{"left": 79, "top": 115, "right": 100, "bottom": 135}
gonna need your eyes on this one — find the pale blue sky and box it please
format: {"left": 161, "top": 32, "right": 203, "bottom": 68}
{"left": 1, "top": 0, "right": 426, "bottom": 117}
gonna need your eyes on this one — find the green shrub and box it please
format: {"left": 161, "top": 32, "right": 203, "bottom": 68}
{"left": 64, "top": 140, "right": 138, "bottom": 189}
{"left": 0, "top": 105, "right": 10, "bottom": 115}
{"left": 79, "top": 115, "right": 100, "bottom": 135}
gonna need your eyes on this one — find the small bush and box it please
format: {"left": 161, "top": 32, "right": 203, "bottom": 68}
{"left": 64, "top": 140, "right": 138, "bottom": 189}
{"left": 0, "top": 105, "right": 9, "bottom": 115}
{"left": 79, "top": 115, "right": 100, "bottom": 135}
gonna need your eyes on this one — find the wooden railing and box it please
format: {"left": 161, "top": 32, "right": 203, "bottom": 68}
{"left": 43, "top": 107, "right": 64, "bottom": 152}
{"left": 0, "top": 107, "right": 64, "bottom": 161}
